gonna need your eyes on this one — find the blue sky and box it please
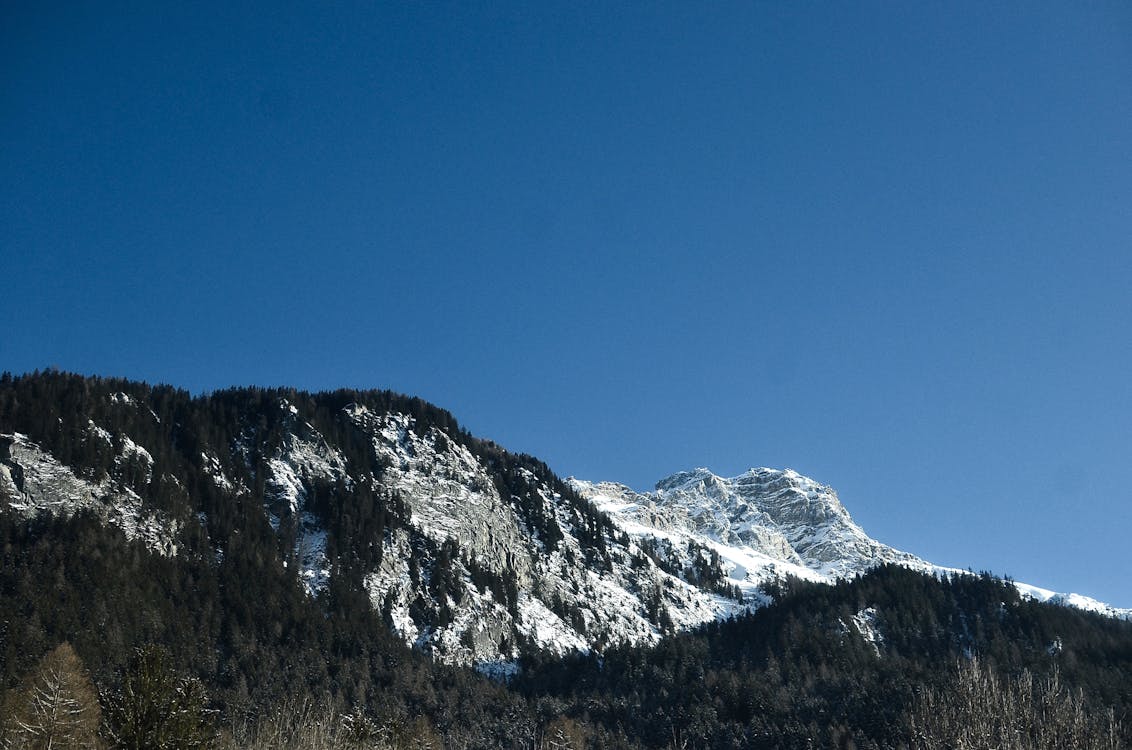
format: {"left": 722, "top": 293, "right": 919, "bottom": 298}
{"left": 3, "top": 2, "right": 1131, "bottom": 605}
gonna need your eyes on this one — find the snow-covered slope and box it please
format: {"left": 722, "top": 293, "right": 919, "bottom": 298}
{"left": 258, "top": 404, "right": 352, "bottom": 596}
{"left": 338, "top": 404, "right": 742, "bottom": 671}
{"left": 572, "top": 468, "right": 1132, "bottom": 626}
{"left": 1012, "top": 581, "right": 1132, "bottom": 621}
{"left": 571, "top": 467, "right": 934, "bottom": 598}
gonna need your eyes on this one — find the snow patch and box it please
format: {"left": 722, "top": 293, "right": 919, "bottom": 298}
{"left": 258, "top": 416, "right": 350, "bottom": 596}
{"left": 87, "top": 420, "right": 112, "bottom": 444}
{"left": 516, "top": 595, "right": 590, "bottom": 656}
{"left": 852, "top": 607, "right": 883, "bottom": 656}
{"left": 1013, "top": 581, "right": 1132, "bottom": 620}
{"left": 117, "top": 435, "right": 154, "bottom": 484}
{"left": 201, "top": 452, "right": 239, "bottom": 495}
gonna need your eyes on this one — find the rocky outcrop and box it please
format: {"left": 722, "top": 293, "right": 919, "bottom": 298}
{"left": 0, "top": 434, "right": 25, "bottom": 496}
{"left": 0, "top": 432, "right": 178, "bottom": 557}
{"left": 651, "top": 467, "right": 924, "bottom": 577}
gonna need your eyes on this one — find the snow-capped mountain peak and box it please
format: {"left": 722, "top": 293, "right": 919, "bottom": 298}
{"left": 578, "top": 466, "right": 925, "bottom": 589}
{"left": 575, "top": 466, "right": 1132, "bottom": 628}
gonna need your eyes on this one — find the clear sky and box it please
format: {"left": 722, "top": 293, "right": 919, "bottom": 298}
{"left": 3, "top": 2, "right": 1131, "bottom": 606}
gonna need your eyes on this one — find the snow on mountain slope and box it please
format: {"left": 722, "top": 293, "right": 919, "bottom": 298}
{"left": 0, "top": 432, "right": 178, "bottom": 556}
{"left": 572, "top": 468, "right": 1132, "bottom": 623}
{"left": 235, "top": 398, "right": 354, "bottom": 596}
{"left": 347, "top": 404, "right": 533, "bottom": 584}
{"left": 1012, "top": 581, "right": 1132, "bottom": 620}
{"left": 577, "top": 478, "right": 823, "bottom": 598}
{"left": 572, "top": 467, "right": 932, "bottom": 593}
{"left": 655, "top": 468, "right": 926, "bottom": 577}
{"left": 341, "top": 405, "right": 740, "bottom": 669}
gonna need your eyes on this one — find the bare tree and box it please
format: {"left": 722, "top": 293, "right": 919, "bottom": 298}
{"left": 535, "top": 716, "right": 587, "bottom": 750}
{"left": 909, "top": 657, "right": 1124, "bottom": 750}
{"left": 4, "top": 642, "right": 102, "bottom": 750}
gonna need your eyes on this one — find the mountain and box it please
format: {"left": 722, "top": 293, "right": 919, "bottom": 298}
{"left": 575, "top": 469, "right": 1132, "bottom": 622}
{"left": 4, "top": 372, "right": 1132, "bottom": 749}
{"left": 573, "top": 468, "right": 928, "bottom": 595}
{"left": 0, "top": 374, "right": 735, "bottom": 676}
{"left": 0, "top": 399, "right": 744, "bottom": 674}
{"left": 0, "top": 372, "right": 1126, "bottom": 682}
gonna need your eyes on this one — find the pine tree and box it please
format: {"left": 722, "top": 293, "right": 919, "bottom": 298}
{"left": 103, "top": 645, "right": 213, "bottom": 750}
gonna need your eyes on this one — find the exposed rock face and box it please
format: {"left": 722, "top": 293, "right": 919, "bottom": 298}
{"left": 650, "top": 467, "right": 924, "bottom": 578}
{"left": 336, "top": 405, "right": 738, "bottom": 669}
{"left": 571, "top": 467, "right": 930, "bottom": 607}
{"left": 347, "top": 405, "right": 534, "bottom": 585}
{"left": 188, "top": 399, "right": 742, "bottom": 670}
{"left": 0, "top": 433, "right": 178, "bottom": 557}
{"left": 0, "top": 434, "right": 25, "bottom": 494}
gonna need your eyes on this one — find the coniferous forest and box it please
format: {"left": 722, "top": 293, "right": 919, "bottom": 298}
{"left": 1, "top": 371, "right": 1131, "bottom": 749}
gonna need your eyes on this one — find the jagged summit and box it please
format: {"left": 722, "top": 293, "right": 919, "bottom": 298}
{"left": 579, "top": 466, "right": 1132, "bottom": 624}
{"left": 656, "top": 465, "right": 805, "bottom": 490}
{"left": 654, "top": 466, "right": 915, "bottom": 577}
{"left": 574, "top": 465, "right": 927, "bottom": 598}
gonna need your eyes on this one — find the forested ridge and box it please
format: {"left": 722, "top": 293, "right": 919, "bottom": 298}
{"left": 1, "top": 371, "right": 1130, "bottom": 748}
{"left": 516, "top": 566, "right": 1132, "bottom": 748}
